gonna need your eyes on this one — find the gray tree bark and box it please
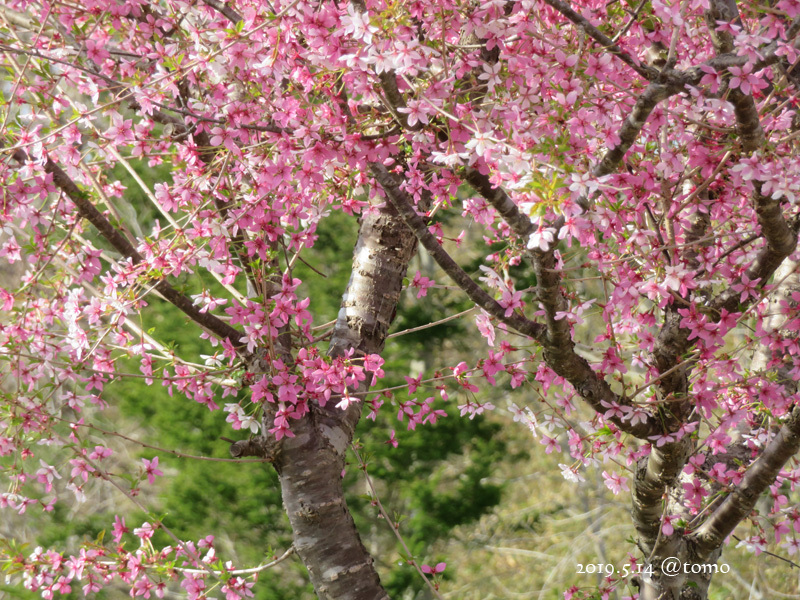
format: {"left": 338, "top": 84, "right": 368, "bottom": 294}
{"left": 272, "top": 199, "right": 418, "bottom": 600}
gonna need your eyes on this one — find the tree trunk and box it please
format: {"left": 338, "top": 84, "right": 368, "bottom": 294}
{"left": 637, "top": 547, "right": 723, "bottom": 600}
{"left": 273, "top": 200, "right": 418, "bottom": 600}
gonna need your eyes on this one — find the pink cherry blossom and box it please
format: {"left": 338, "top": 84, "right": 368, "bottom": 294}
{"left": 142, "top": 457, "right": 164, "bottom": 485}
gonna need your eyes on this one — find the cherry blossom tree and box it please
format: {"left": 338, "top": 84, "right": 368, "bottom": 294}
{"left": 2, "top": 0, "right": 800, "bottom": 599}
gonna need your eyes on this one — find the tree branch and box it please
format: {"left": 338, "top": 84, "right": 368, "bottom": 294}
{"left": 593, "top": 83, "right": 675, "bottom": 179}
{"left": 460, "top": 51, "right": 693, "bottom": 551}
{"left": 128, "top": 99, "right": 264, "bottom": 296}
{"left": 632, "top": 438, "right": 694, "bottom": 553}
{"left": 200, "top": 0, "right": 243, "bottom": 24}
{"left": 637, "top": 1, "right": 799, "bottom": 574}
{"left": 371, "top": 163, "right": 546, "bottom": 341}
{"left": 2, "top": 25, "right": 271, "bottom": 299}
{"left": 706, "top": 1, "right": 764, "bottom": 153}
{"left": 705, "top": 0, "right": 796, "bottom": 313}
{"left": 462, "top": 167, "right": 660, "bottom": 438}
{"left": 9, "top": 150, "right": 245, "bottom": 349}
{"left": 653, "top": 0, "right": 791, "bottom": 416}
{"left": 541, "top": 0, "right": 659, "bottom": 81}
{"left": 377, "top": 71, "right": 418, "bottom": 131}
{"left": 693, "top": 257, "right": 800, "bottom": 559}
{"left": 345, "top": 0, "right": 417, "bottom": 132}
{"left": 636, "top": 5, "right": 778, "bottom": 557}
{"left": 462, "top": 167, "right": 534, "bottom": 237}
{"left": 714, "top": 188, "right": 798, "bottom": 314}
{"left": 692, "top": 405, "right": 800, "bottom": 559}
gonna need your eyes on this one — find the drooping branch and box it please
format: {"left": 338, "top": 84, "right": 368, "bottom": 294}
{"left": 461, "top": 167, "right": 660, "bottom": 438}
{"left": 130, "top": 94, "right": 265, "bottom": 295}
{"left": 9, "top": 150, "right": 245, "bottom": 349}
{"left": 371, "top": 163, "right": 546, "bottom": 341}
{"left": 3, "top": 22, "right": 268, "bottom": 296}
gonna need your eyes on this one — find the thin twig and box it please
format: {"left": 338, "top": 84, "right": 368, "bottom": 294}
{"left": 350, "top": 444, "right": 445, "bottom": 600}
{"left": 387, "top": 307, "right": 476, "bottom": 339}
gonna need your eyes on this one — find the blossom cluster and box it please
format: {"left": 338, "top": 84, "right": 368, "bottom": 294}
{"left": 6, "top": 525, "right": 256, "bottom": 600}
